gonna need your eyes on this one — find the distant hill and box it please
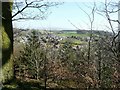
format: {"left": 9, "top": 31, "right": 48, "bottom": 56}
{"left": 60, "top": 29, "right": 112, "bottom": 36}
{"left": 13, "top": 28, "right": 113, "bottom": 37}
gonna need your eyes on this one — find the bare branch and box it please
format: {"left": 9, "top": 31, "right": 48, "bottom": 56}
{"left": 104, "top": 0, "right": 115, "bottom": 35}
{"left": 14, "top": 1, "right": 24, "bottom": 16}
{"left": 107, "top": 9, "right": 120, "bottom": 13}
{"left": 75, "top": 3, "right": 92, "bottom": 24}
{"left": 27, "top": 4, "right": 48, "bottom": 8}
{"left": 12, "top": 0, "right": 61, "bottom": 21}
{"left": 12, "top": 16, "right": 38, "bottom": 21}
{"left": 25, "top": 0, "right": 28, "bottom": 5}
{"left": 67, "top": 19, "right": 81, "bottom": 30}
{"left": 109, "top": 19, "right": 120, "bottom": 25}
{"left": 0, "top": 14, "right": 5, "bottom": 19}
{"left": 12, "top": 1, "right": 34, "bottom": 18}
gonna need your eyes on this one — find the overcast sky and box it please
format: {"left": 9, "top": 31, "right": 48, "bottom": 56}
{"left": 12, "top": 0, "right": 119, "bottom": 31}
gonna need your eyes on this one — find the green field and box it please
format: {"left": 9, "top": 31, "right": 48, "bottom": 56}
{"left": 56, "top": 32, "right": 89, "bottom": 37}
{"left": 60, "top": 38, "right": 88, "bottom": 45}
{"left": 54, "top": 31, "right": 89, "bottom": 45}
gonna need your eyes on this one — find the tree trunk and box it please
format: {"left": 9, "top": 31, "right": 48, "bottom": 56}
{"left": 118, "top": 1, "right": 120, "bottom": 55}
{"left": 0, "top": 1, "right": 14, "bottom": 83}
{"left": 117, "top": 1, "right": 120, "bottom": 87}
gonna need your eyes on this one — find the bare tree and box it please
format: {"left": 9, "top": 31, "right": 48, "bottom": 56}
{"left": 12, "top": 0, "right": 62, "bottom": 21}
{"left": 96, "top": 0, "right": 120, "bottom": 87}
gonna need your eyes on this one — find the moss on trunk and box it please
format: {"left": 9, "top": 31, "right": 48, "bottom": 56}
{"left": 0, "top": 1, "right": 14, "bottom": 83}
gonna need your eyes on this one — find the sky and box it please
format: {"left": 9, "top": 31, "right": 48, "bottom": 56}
{"left": 12, "top": 0, "right": 119, "bottom": 31}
